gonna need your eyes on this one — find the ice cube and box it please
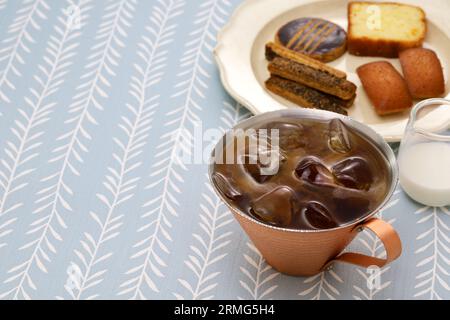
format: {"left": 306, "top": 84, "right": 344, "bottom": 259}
{"left": 250, "top": 186, "right": 299, "bottom": 226}
{"left": 242, "top": 156, "right": 272, "bottom": 183}
{"left": 242, "top": 149, "right": 286, "bottom": 183}
{"left": 302, "top": 202, "right": 338, "bottom": 229}
{"left": 266, "top": 122, "right": 306, "bottom": 151}
{"left": 211, "top": 172, "right": 242, "bottom": 200}
{"left": 332, "top": 157, "right": 373, "bottom": 191}
{"left": 328, "top": 119, "right": 351, "bottom": 154}
{"left": 295, "top": 157, "right": 335, "bottom": 186}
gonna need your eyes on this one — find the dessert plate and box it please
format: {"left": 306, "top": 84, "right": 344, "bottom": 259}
{"left": 215, "top": 0, "right": 450, "bottom": 142}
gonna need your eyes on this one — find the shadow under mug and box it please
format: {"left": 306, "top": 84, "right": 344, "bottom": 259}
{"left": 208, "top": 108, "right": 402, "bottom": 276}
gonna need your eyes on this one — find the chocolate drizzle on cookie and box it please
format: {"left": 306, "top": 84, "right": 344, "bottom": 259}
{"left": 276, "top": 18, "right": 347, "bottom": 62}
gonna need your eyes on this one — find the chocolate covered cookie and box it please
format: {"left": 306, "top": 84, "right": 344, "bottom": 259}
{"left": 276, "top": 18, "right": 347, "bottom": 62}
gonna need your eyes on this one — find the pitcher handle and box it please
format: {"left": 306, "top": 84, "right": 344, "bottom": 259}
{"left": 323, "top": 218, "right": 402, "bottom": 270}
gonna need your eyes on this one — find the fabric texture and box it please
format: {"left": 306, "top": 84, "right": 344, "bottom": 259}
{"left": 0, "top": 0, "right": 448, "bottom": 300}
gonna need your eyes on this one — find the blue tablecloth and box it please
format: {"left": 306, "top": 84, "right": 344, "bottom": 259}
{"left": 0, "top": 0, "right": 449, "bottom": 300}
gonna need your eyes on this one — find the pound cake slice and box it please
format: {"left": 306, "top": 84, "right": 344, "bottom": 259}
{"left": 348, "top": 1, "right": 426, "bottom": 58}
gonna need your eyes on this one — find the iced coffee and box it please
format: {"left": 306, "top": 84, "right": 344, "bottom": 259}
{"left": 212, "top": 117, "right": 390, "bottom": 230}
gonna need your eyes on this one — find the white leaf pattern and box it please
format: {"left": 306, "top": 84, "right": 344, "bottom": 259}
{"left": 63, "top": 44, "right": 156, "bottom": 299}
{"left": 0, "top": 0, "right": 92, "bottom": 251}
{"left": 0, "top": 0, "right": 49, "bottom": 103}
{"left": 174, "top": 178, "right": 233, "bottom": 300}
{"left": 298, "top": 269, "right": 343, "bottom": 300}
{"left": 414, "top": 206, "right": 450, "bottom": 299}
{"left": 0, "top": 0, "right": 92, "bottom": 299}
{"left": 116, "top": 0, "right": 185, "bottom": 299}
{"left": 24, "top": 0, "right": 134, "bottom": 296}
{"left": 238, "top": 242, "right": 280, "bottom": 300}
{"left": 219, "top": 101, "right": 251, "bottom": 131}
{"left": 40, "top": 0, "right": 137, "bottom": 299}
{"left": 118, "top": 0, "right": 231, "bottom": 299}
{"left": 0, "top": 0, "right": 8, "bottom": 11}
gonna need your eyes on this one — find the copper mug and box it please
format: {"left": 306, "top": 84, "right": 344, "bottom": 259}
{"left": 208, "top": 108, "right": 402, "bottom": 276}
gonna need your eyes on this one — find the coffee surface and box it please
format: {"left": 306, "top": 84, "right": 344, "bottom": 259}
{"left": 212, "top": 117, "right": 390, "bottom": 230}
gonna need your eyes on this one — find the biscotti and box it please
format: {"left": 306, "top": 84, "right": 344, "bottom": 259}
{"left": 348, "top": 2, "right": 426, "bottom": 58}
{"left": 266, "top": 42, "right": 347, "bottom": 79}
{"left": 268, "top": 57, "right": 357, "bottom": 100}
{"left": 265, "top": 76, "right": 354, "bottom": 115}
{"left": 399, "top": 48, "right": 445, "bottom": 99}
{"left": 275, "top": 18, "right": 347, "bottom": 62}
{"left": 357, "top": 61, "right": 412, "bottom": 115}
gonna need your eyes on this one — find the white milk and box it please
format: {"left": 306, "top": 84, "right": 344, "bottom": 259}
{"left": 399, "top": 142, "right": 450, "bottom": 206}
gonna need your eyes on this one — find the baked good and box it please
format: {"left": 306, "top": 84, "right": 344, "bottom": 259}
{"left": 399, "top": 48, "right": 445, "bottom": 98}
{"left": 265, "top": 76, "right": 354, "bottom": 115}
{"left": 268, "top": 57, "right": 357, "bottom": 100}
{"left": 265, "top": 42, "right": 356, "bottom": 114}
{"left": 275, "top": 18, "right": 347, "bottom": 62}
{"left": 357, "top": 61, "right": 412, "bottom": 115}
{"left": 266, "top": 42, "right": 347, "bottom": 79}
{"left": 348, "top": 2, "right": 427, "bottom": 58}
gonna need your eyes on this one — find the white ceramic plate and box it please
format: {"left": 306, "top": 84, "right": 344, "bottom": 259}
{"left": 215, "top": 0, "right": 450, "bottom": 142}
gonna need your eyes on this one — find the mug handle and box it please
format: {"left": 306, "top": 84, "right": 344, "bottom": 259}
{"left": 323, "top": 218, "right": 402, "bottom": 270}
